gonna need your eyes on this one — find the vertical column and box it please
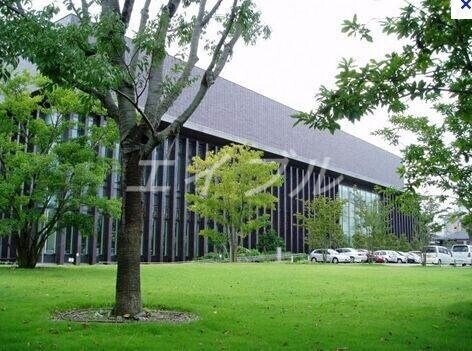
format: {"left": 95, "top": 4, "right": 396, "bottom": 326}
{"left": 282, "top": 164, "right": 289, "bottom": 251}
{"left": 203, "top": 143, "right": 210, "bottom": 256}
{"left": 287, "top": 166, "right": 293, "bottom": 252}
{"left": 143, "top": 149, "right": 156, "bottom": 263}
{"left": 159, "top": 139, "right": 170, "bottom": 261}
{"left": 155, "top": 142, "right": 166, "bottom": 262}
{"left": 181, "top": 138, "right": 191, "bottom": 261}
{"left": 55, "top": 228, "right": 65, "bottom": 265}
{"left": 170, "top": 136, "right": 181, "bottom": 262}
{"left": 88, "top": 209, "right": 98, "bottom": 264}
{"left": 193, "top": 141, "right": 200, "bottom": 258}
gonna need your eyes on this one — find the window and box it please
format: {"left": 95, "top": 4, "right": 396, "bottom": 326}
{"left": 45, "top": 232, "right": 56, "bottom": 253}
{"left": 339, "top": 185, "right": 378, "bottom": 244}
{"left": 452, "top": 245, "right": 468, "bottom": 252}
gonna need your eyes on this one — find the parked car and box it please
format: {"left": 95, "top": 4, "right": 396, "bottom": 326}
{"left": 384, "top": 250, "right": 403, "bottom": 263}
{"left": 423, "top": 245, "right": 455, "bottom": 265}
{"left": 395, "top": 251, "right": 408, "bottom": 263}
{"left": 451, "top": 244, "right": 472, "bottom": 266}
{"left": 336, "top": 248, "right": 368, "bottom": 263}
{"left": 309, "top": 249, "right": 351, "bottom": 263}
{"left": 372, "top": 250, "right": 392, "bottom": 263}
{"left": 406, "top": 251, "right": 422, "bottom": 264}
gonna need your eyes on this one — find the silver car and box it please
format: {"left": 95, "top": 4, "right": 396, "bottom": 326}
{"left": 309, "top": 249, "right": 351, "bottom": 263}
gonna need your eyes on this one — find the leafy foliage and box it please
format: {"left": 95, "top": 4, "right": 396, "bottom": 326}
{"left": 298, "top": 196, "right": 346, "bottom": 251}
{"left": 256, "top": 229, "right": 284, "bottom": 253}
{"left": 186, "top": 144, "right": 283, "bottom": 262}
{"left": 294, "top": 0, "right": 471, "bottom": 226}
{"left": 350, "top": 189, "right": 395, "bottom": 254}
{"left": 0, "top": 0, "right": 269, "bottom": 313}
{"left": 0, "top": 73, "right": 120, "bottom": 267}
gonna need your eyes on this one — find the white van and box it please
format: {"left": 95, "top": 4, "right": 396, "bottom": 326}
{"left": 451, "top": 244, "right": 472, "bottom": 266}
{"left": 423, "top": 245, "right": 455, "bottom": 265}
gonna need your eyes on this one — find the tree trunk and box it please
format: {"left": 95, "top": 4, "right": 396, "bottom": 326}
{"left": 113, "top": 151, "right": 143, "bottom": 316}
{"left": 16, "top": 233, "right": 40, "bottom": 268}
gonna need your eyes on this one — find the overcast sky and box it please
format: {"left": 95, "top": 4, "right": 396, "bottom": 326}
{"left": 41, "top": 0, "right": 426, "bottom": 156}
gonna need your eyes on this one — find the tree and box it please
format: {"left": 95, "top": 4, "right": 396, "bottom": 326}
{"left": 298, "top": 196, "right": 345, "bottom": 261}
{"left": 351, "top": 191, "right": 393, "bottom": 260}
{"left": 0, "top": 73, "right": 120, "bottom": 268}
{"left": 186, "top": 144, "right": 283, "bottom": 262}
{"left": 389, "top": 189, "right": 443, "bottom": 266}
{"left": 293, "top": 0, "right": 471, "bottom": 230}
{"left": 0, "top": 0, "right": 269, "bottom": 315}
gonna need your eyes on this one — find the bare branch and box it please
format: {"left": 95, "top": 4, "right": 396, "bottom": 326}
{"left": 121, "top": 0, "right": 135, "bottom": 29}
{"left": 148, "top": 0, "right": 208, "bottom": 126}
{"left": 201, "top": 0, "right": 223, "bottom": 27}
{"left": 143, "top": 0, "right": 241, "bottom": 154}
{"left": 101, "top": 0, "right": 120, "bottom": 15}
{"left": 130, "top": 0, "right": 151, "bottom": 75}
{"left": 143, "top": 0, "right": 182, "bottom": 121}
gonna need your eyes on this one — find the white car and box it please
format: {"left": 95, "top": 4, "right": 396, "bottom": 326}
{"left": 337, "top": 248, "right": 368, "bottom": 263}
{"left": 309, "top": 249, "right": 351, "bottom": 263}
{"left": 423, "top": 245, "right": 455, "bottom": 265}
{"left": 384, "top": 250, "right": 404, "bottom": 263}
{"left": 395, "top": 251, "right": 408, "bottom": 263}
{"left": 451, "top": 244, "right": 472, "bottom": 266}
{"left": 407, "top": 251, "right": 422, "bottom": 264}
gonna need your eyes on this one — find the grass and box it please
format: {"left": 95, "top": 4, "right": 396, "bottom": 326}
{"left": 0, "top": 263, "right": 471, "bottom": 351}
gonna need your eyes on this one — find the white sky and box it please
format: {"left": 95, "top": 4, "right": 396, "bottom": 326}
{"left": 40, "top": 0, "right": 428, "bottom": 156}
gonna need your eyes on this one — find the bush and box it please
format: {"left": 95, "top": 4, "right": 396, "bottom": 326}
{"left": 200, "top": 252, "right": 227, "bottom": 261}
{"left": 237, "top": 247, "right": 261, "bottom": 257}
{"left": 257, "top": 230, "right": 284, "bottom": 253}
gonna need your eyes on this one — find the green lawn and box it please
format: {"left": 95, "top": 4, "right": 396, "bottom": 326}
{"left": 0, "top": 263, "right": 470, "bottom": 351}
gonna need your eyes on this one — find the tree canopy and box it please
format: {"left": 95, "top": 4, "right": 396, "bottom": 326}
{"left": 298, "top": 196, "right": 346, "bottom": 252}
{"left": 186, "top": 144, "right": 283, "bottom": 262}
{"left": 0, "top": 73, "right": 120, "bottom": 268}
{"left": 294, "top": 0, "right": 471, "bottom": 228}
{"left": 0, "top": 0, "right": 269, "bottom": 315}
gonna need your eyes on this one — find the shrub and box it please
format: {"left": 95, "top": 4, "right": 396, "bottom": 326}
{"left": 257, "top": 229, "right": 284, "bottom": 253}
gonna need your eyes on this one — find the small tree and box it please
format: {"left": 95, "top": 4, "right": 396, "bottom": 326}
{"left": 186, "top": 144, "right": 283, "bottom": 262}
{"left": 351, "top": 190, "right": 394, "bottom": 261}
{"left": 0, "top": 73, "right": 120, "bottom": 268}
{"left": 298, "top": 196, "right": 345, "bottom": 261}
{"left": 391, "top": 190, "right": 443, "bottom": 266}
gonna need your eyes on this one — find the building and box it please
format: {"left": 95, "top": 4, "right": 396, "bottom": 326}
{"left": 433, "top": 219, "right": 470, "bottom": 245}
{"left": 0, "top": 32, "right": 414, "bottom": 264}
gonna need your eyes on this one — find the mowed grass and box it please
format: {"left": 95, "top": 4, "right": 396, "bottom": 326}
{"left": 0, "top": 263, "right": 471, "bottom": 351}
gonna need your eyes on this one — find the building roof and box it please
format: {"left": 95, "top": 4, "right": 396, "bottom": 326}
{"left": 156, "top": 57, "right": 404, "bottom": 188}
{"left": 26, "top": 13, "right": 405, "bottom": 188}
{"left": 435, "top": 230, "right": 470, "bottom": 241}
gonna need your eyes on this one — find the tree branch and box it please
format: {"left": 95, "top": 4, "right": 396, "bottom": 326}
{"left": 143, "top": 0, "right": 182, "bottom": 123}
{"left": 113, "top": 88, "right": 156, "bottom": 135}
{"left": 201, "top": 0, "right": 223, "bottom": 27}
{"left": 144, "top": 0, "right": 241, "bottom": 154}
{"left": 121, "top": 0, "right": 136, "bottom": 28}
{"left": 130, "top": 0, "right": 151, "bottom": 76}
{"left": 148, "top": 0, "right": 208, "bottom": 126}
